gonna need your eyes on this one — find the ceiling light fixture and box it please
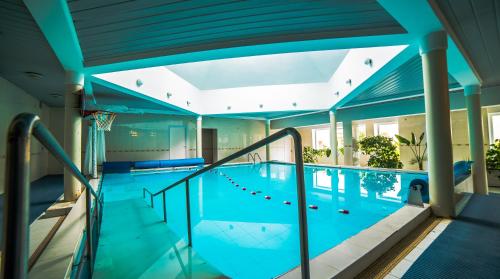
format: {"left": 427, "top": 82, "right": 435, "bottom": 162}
{"left": 259, "top": 104, "right": 263, "bottom": 108}
{"left": 186, "top": 101, "right": 191, "bottom": 106}
{"left": 292, "top": 102, "right": 297, "bottom": 107}
{"left": 364, "top": 58, "right": 373, "bottom": 67}
{"left": 346, "top": 79, "right": 352, "bottom": 86}
{"left": 227, "top": 106, "right": 231, "bottom": 110}
{"left": 50, "top": 93, "right": 62, "bottom": 98}
{"left": 166, "top": 92, "right": 172, "bottom": 99}
{"left": 24, "top": 71, "right": 43, "bottom": 80}
{"left": 334, "top": 91, "right": 339, "bottom": 96}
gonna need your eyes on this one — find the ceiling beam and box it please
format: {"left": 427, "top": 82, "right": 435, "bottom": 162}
{"left": 84, "top": 33, "right": 410, "bottom": 75}
{"left": 378, "top": 0, "right": 481, "bottom": 86}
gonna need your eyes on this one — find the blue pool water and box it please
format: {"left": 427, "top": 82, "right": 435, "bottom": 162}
{"left": 101, "top": 163, "right": 426, "bottom": 278}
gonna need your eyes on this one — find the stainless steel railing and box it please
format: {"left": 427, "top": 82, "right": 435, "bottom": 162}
{"left": 1, "top": 113, "right": 104, "bottom": 279}
{"left": 142, "top": 127, "right": 310, "bottom": 279}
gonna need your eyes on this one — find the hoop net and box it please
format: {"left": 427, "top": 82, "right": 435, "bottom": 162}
{"left": 92, "top": 111, "right": 116, "bottom": 131}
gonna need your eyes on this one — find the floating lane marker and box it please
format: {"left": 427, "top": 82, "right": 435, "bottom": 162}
{"left": 283, "top": 201, "right": 291, "bottom": 205}
{"left": 250, "top": 191, "right": 256, "bottom": 195}
{"left": 338, "top": 209, "right": 349, "bottom": 214}
{"left": 264, "top": 196, "right": 271, "bottom": 200}
{"left": 242, "top": 187, "right": 247, "bottom": 191}
{"left": 309, "top": 205, "right": 318, "bottom": 210}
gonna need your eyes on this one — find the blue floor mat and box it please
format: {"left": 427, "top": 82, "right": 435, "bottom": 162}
{"left": 403, "top": 194, "right": 500, "bottom": 279}
{"left": 0, "top": 175, "right": 63, "bottom": 241}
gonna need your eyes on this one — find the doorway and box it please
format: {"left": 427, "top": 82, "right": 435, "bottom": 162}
{"left": 169, "top": 126, "right": 186, "bottom": 159}
{"left": 202, "top": 128, "right": 217, "bottom": 164}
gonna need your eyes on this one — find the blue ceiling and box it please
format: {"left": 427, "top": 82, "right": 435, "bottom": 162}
{"left": 341, "top": 55, "right": 461, "bottom": 108}
{"left": 68, "top": 0, "right": 405, "bottom": 67}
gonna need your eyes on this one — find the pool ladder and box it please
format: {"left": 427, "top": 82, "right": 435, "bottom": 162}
{"left": 247, "top": 152, "right": 262, "bottom": 164}
{"left": 142, "top": 127, "right": 310, "bottom": 279}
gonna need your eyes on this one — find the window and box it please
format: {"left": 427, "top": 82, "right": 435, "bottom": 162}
{"left": 374, "top": 121, "right": 398, "bottom": 139}
{"left": 312, "top": 128, "right": 330, "bottom": 149}
{"left": 488, "top": 113, "right": 500, "bottom": 143}
{"left": 355, "top": 124, "right": 366, "bottom": 140}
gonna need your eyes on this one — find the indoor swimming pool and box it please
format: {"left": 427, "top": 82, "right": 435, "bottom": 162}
{"left": 98, "top": 163, "right": 426, "bottom": 278}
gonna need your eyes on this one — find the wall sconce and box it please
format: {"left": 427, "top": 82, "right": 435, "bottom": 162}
{"left": 346, "top": 79, "right": 352, "bottom": 86}
{"left": 166, "top": 92, "right": 172, "bottom": 99}
{"left": 364, "top": 58, "right": 373, "bottom": 67}
{"left": 136, "top": 79, "right": 143, "bottom": 87}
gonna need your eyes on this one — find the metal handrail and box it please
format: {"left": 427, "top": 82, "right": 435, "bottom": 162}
{"left": 247, "top": 153, "right": 255, "bottom": 164}
{"left": 254, "top": 152, "right": 262, "bottom": 164}
{"left": 143, "top": 127, "right": 310, "bottom": 279}
{"left": 2, "top": 113, "right": 103, "bottom": 279}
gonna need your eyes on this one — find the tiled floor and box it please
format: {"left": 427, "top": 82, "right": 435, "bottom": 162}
{"left": 384, "top": 218, "right": 452, "bottom": 279}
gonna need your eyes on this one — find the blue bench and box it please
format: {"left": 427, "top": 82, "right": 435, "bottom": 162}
{"left": 134, "top": 158, "right": 205, "bottom": 169}
{"left": 409, "top": 160, "right": 473, "bottom": 203}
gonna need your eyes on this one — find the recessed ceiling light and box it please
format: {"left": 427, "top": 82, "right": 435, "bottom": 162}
{"left": 166, "top": 92, "right": 172, "bottom": 98}
{"left": 24, "top": 71, "right": 43, "bottom": 80}
{"left": 292, "top": 102, "right": 297, "bottom": 107}
{"left": 227, "top": 106, "right": 231, "bottom": 110}
{"left": 259, "top": 104, "right": 263, "bottom": 108}
{"left": 186, "top": 101, "right": 191, "bottom": 106}
{"left": 136, "top": 79, "right": 143, "bottom": 87}
{"left": 50, "top": 93, "right": 62, "bottom": 98}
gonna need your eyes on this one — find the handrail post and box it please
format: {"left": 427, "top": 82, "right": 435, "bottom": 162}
{"left": 85, "top": 190, "right": 93, "bottom": 273}
{"left": 185, "top": 180, "right": 192, "bottom": 247}
{"left": 162, "top": 191, "right": 167, "bottom": 223}
{"left": 291, "top": 132, "right": 310, "bottom": 279}
{"left": 1, "top": 114, "right": 38, "bottom": 279}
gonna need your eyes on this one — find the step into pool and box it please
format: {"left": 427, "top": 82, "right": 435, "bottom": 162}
{"left": 98, "top": 162, "right": 426, "bottom": 278}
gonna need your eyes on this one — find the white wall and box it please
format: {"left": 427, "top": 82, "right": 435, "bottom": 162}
{"left": 103, "top": 114, "right": 266, "bottom": 163}
{"left": 0, "top": 77, "right": 51, "bottom": 193}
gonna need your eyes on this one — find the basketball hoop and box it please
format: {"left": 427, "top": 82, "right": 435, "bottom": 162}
{"left": 92, "top": 111, "right": 116, "bottom": 131}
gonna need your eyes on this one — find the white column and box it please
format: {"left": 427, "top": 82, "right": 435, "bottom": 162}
{"left": 64, "top": 71, "right": 84, "bottom": 201}
{"left": 343, "top": 121, "right": 353, "bottom": 165}
{"left": 196, "top": 116, "right": 202, "bottom": 158}
{"left": 420, "top": 31, "right": 455, "bottom": 217}
{"left": 465, "top": 85, "right": 488, "bottom": 195}
{"left": 91, "top": 119, "right": 98, "bottom": 179}
{"left": 329, "top": 111, "right": 338, "bottom": 165}
{"left": 265, "top": 119, "right": 271, "bottom": 161}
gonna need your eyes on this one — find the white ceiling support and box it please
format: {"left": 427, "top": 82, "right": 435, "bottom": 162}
{"left": 94, "top": 67, "right": 201, "bottom": 114}
{"left": 24, "top": 0, "right": 83, "bottom": 71}
{"left": 200, "top": 82, "right": 333, "bottom": 114}
{"left": 329, "top": 45, "right": 411, "bottom": 109}
{"left": 378, "top": 0, "right": 480, "bottom": 87}
{"left": 23, "top": 0, "right": 96, "bottom": 99}
{"left": 90, "top": 74, "right": 196, "bottom": 115}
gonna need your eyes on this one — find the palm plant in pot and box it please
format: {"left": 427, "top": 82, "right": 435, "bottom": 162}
{"left": 486, "top": 139, "right": 500, "bottom": 187}
{"left": 395, "top": 132, "right": 427, "bottom": 170}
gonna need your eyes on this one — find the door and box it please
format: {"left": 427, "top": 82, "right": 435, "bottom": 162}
{"left": 202, "top": 128, "right": 217, "bottom": 164}
{"left": 169, "top": 126, "right": 186, "bottom": 159}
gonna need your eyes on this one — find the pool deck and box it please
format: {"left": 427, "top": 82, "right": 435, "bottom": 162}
{"left": 279, "top": 204, "right": 431, "bottom": 279}
{"left": 93, "top": 198, "right": 226, "bottom": 279}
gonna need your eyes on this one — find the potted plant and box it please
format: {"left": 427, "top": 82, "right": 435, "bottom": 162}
{"left": 486, "top": 140, "right": 500, "bottom": 187}
{"left": 359, "top": 136, "right": 403, "bottom": 169}
{"left": 303, "top": 146, "right": 331, "bottom": 163}
{"left": 395, "top": 132, "right": 427, "bottom": 170}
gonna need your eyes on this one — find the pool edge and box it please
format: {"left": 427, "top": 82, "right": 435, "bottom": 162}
{"left": 278, "top": 204, "right": 431, "bottom": 279}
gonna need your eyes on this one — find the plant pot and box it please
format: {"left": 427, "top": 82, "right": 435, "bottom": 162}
{"left": 487, "top": 169, "right": 500, "bottom": 187}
